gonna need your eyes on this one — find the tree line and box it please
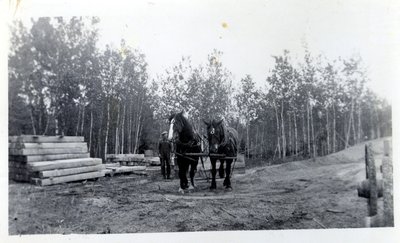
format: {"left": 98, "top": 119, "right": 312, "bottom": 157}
{"left": 9, "top": 17, "right": 391, "bottom": 161}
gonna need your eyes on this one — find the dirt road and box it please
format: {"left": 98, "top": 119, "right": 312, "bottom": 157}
{"left": 8, "top": 138, "right": 390, "bottom": 234}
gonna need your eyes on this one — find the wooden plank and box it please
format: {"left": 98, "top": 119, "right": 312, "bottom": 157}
{"left": 28, "top": 158, "right": 102, "bottom": 172}
{"left": 9, "top": 142, "right": 88, "bottom": 149}
{"left": 9, "top": 153, "right": 90, "bottom": 163}
{"left": 39, "top": 164, "right": 105, "bottom": 178}
{"left": 9, "top": 147, "right": 88, "bottom": 156}
{"left": 106, "top": 154, "right": 145, "bottom": 159}
{"left": 9, "top": 135, "right": 84, "bottom": 143}
{"left": 32, "top": 171, "right": 105, "bottom": 186}
{"left": 113, "top": 166, "right": 146, "bottom": 173}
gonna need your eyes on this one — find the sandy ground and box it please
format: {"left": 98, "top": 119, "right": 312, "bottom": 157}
{"left": 8, "top": 138, "right": 391, "bottom": 234}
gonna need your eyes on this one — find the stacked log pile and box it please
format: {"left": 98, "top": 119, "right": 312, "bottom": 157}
{"left": 9, "top": 135, "right": 105, "bottom": 186}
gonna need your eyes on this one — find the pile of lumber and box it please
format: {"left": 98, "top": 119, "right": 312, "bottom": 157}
{"left": 9, "top": 135, "right": 105, "bottom": 186}
{"left": 106, "top": 154, "right": 147, "bottom": 166}
{"left": 106, "top": 153, "right": 161, "bottom": 166}
{"left": 103, "top": 163, "right": 147, "bottom": 176}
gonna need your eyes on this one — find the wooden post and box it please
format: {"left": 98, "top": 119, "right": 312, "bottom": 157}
{"left": 382, "top": 140, "right": 394, "bottom": 226}
{"left": 367, "top": 143, "right": 378, "bottom": 216}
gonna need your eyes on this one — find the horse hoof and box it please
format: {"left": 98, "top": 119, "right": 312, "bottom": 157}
{"left": 225, "top": 186, "right": 232, "bottom": 191}
{"left": 178, "top": 188, "right": 185, "bottom": 194}
{"left": 188, "top": 185, "right": 195, "bottom": 191}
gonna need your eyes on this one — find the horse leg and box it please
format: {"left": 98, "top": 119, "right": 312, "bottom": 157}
{"left": 178, "top": 158, "right": 188, "bottom": 191}
{"left": 189, "top": 160, "right": 198, "bottom": 190}
{"left": 223, "top": 159, "right": 232, "bottom": 189}
{"left": 219, "top": 159, "right": 225, "bottom": 178}
{"left": 210, "top": 158, "right": 217, "bottom": 190}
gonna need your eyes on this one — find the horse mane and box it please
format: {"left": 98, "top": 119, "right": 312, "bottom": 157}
{"left": 173, "top": 112, "right": 195, "bottom": 141}
{"left": 213, "top": 119, "right": 229, "bottom": 146}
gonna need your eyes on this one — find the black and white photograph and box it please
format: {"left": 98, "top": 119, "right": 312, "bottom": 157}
{"left": 1, "top": 0, "right": 399, "bottom": 242}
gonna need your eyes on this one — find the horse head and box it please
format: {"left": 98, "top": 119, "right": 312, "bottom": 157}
{"left": 168, "top": 110, "right": 190, "bottom": 142}
{"left": 204, "top": 118, "right": 225, "bottom": 154}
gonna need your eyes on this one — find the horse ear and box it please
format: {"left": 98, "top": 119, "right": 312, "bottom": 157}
{"left": 216, "top": 118, "right": 224, "bottom": 125}
{"left": 182, "top": 110, "right": 188, "bottom": 119}
{"left": 203, "top": 119, "right": 210, "bottom": 127}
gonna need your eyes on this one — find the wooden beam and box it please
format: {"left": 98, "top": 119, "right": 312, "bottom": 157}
{"left": 28, "top": 158, "right": 102, "bottom": 172}
{"left": 9, "top": 153, "right": 90, "bottom": 163}
{"left": 9, "top": 135, "right": 84, "bottom": 143}
{"left": 39, "top": 164, "right": 105, "bottom": 178}
{"left": 9, "top": 142, "right": 88, "bottom": 149}
{"left": 9, "top": 147, "right": 88, "bottom": 156}
{"left": 31, "top": 171, "right": 105, "bottom": 186}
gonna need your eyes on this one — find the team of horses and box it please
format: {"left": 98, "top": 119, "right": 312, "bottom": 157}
{"left": 168, "top": 111, "right": 238, "bottom": 193}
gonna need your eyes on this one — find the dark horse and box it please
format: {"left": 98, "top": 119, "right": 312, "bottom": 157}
{"left": 168, "top": 111, "right": 202, "bottom": 193}
{"left": 204, "top": 118, "right": 238, "bottom": 190}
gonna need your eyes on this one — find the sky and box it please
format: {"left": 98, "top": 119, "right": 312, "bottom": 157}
{"left": 7, "top": 0, "right": 400, "bottom": 101}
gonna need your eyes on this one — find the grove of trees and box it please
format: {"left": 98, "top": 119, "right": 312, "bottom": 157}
{"left": 9, "top": 17, "right": 392, "bottom": 162}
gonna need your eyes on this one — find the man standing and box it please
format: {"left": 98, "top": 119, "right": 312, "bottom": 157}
{"left": 158, "top": 131, "right": 172, "bottom": 179}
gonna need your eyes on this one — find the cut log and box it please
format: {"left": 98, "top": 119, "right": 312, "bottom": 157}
{"left": 9, "top": 135, "right": 84, "bottom": 143}
{"left": 31, "top": 171, "right": 105, "bottom": 186}
{"left": 28, "top": 158, "right": 102, "bottom": 172}
{"left": 9, "top": 142, "right": 88, "bottom": 149}
{"left": 9, "top": 147, "right": 88, "bottom": 156}
{"left": 9, "top": 153, "right": 90, "bottom": 163}
{"left": 39, "top": 164, "right": 105, "bottom": 178}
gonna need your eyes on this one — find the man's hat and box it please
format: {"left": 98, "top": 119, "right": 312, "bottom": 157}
{"left": 162, "top": 131, "right": 168, "bottom": 135}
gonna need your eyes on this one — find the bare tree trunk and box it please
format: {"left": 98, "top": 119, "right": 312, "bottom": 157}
{"left": 294, "top": 111, "right": 298, "bottom": 156}
{"left": 121, "top": 104, "right": 126, "bottom": 154}
{"left": 42, "top": 112, "right": 50, "bottom": 136}
{"left": 246, "top": 123, "right": 250, "bottom": 159}
{"left": 332, "top": 105, "right": 336, "bottom": 152}
{"left": 288, "top": 112, "right": 292, "bottom": 156}
{"left": 307, "top": 102, "right": 311, "bottom": 156}
{"left": 133, "top": 96, "right": 144, "bottom": 154}
{"left": 326, "top": 107, "right": 330, "bottom": 154}
{"left": 133, "top": 114, "right": 142, "bottom": 154}
{"left": 55, "top": 117, "right": 59, "bottom": 136}
{"left": 274, "top": 101, "right": 281, "bottom": 159}
{"left": 104, "top": 102, "right": 110, "bottom": 160}
{"left": 115, "top": 103, "right": 120, "bottom": 154}
{"left": 75, "top": 105, "right": 81, "bottom": 136}
{"left": 281, "top": 100, "right": 286, "bottom": 159}
{"left": 89, "top": 109, "right": 93, "bottom": 154}
{"left": 128, "top": 103, "right": 132, "bottom": 153}
{"left": 351, "top": 109, "right": 357, "bottom": 145}
{"left": 310, "top": 103, "right": 316, "bottom": 158}
{"left": 357, "top": 105, "right": 362, "bottom": 143}
{"left": 345, "top": 98, "right": 354, "bottom": 149}
{"left": 30, "top": 106, "right": 37, "bottom": 135}
{"left": 256, "top": 124, "right": 259, "bottom": 158}
{"left": 261, "top": 124, "right": 265, "bottom": 158}
{"left": 302, "top": 109, "right": 306, "bottom": 156}
{"left": 80, "top": 105, "right": 85, "bottom": 136}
